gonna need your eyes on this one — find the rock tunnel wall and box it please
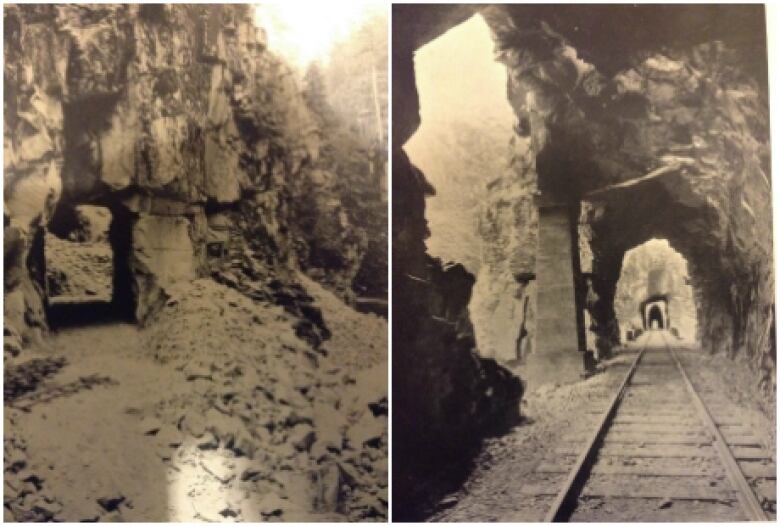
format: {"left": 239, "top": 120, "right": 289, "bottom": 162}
{"left": 470, "top": 127, "right": 539, "bottom": 363}
{"left": 476, "top": 5, "right": 774, "bottom": 395}
{"left": 392, "top": 147, "right": 523, "bottom": 520}
{"left": 392, "top": 10, "right": 774, "bottom": 511}
{"left": 392, "top": 6, "right": 524, "bottom": 519}
{"left": 4, "top": 4, "right": 386, "bottom": 347}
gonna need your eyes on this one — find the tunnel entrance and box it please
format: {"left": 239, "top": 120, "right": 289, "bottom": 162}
{"left": 614, "top": 239, "right": 697, "bottom": 342}
{"left": 45, "top": 204, "right": 135, "bottom": 328}
{"left": 647, "top": 303, "right": 665, "bottom": 330}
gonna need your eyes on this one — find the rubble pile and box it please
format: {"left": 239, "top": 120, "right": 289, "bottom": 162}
{"left": 2, "top": 275, "right": 386, "bottom": 522}
{"left": 3, "top": 357, "right": 66, "bottom": 403}
{"left": 140, "top": 277, "right": 387, "bottom": 521}
{"left": 45, "top": 235, "right": 113, "bottom": 299}
{"left": 4, "top": 423, "right": 65, "bottom": 522}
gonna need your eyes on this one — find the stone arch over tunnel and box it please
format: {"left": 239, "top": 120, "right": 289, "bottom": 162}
{"left": 4, "top": 4, "right": 277, "bottom": 338}
{"left": 584, "top": 178, "right": 739, "bottom": 359}
{"left": 479, "top": 3, "right": 772, "bottom": 392}
{"left": 394, "top": 2, "right": 773, "bottom": 380}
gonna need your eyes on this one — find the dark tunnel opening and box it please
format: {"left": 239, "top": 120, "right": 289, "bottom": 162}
{"left": 647, "top": 303, "right": 665, "bottom": 330}
{"left": 45, "top": 203, "right": 136, "bottom": 329}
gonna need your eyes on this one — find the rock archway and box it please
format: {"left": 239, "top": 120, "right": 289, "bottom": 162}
{"left": 5, "top": 5, "right": 317, "bottom": 337}
{"left": 5, "top": 5, "right": 390, "bottom": 522}
{"left": 483, "top": 4, "right": 772, "bottom": 385}
{"left": 6, "top": 4, "right": 387, "bottom": 343}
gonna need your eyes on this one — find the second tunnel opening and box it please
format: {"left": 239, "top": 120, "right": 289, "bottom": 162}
{"left": 614, "top": 238, "right": 698, "bottom": 344}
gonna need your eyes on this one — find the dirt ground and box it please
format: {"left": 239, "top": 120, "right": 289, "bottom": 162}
{"left": 429, "top": 333, "right": 775, "bottom": 522}
{"left": 4, "top": 274, "right": 387, "bottom": 522}
{"left": 427, "top": 351, "right": 631, "bottom": 522}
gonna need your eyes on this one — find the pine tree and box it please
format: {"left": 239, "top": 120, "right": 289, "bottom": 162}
{"left": 302, "top": 62, "right": 337, "bottom": 129}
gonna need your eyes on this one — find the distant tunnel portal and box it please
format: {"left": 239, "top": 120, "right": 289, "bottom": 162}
{"left": 642, "top": 298, "right": 668, "bottom": 330}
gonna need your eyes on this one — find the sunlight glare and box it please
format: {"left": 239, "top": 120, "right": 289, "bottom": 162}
{"left": 254, "top": 3, "right": 384, "bottom": 68}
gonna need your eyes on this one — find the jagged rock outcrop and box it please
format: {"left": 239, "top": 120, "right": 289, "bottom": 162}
{"left": 392, "top": 149, "right": 522, "bottom": 520}
{"left": 476, "top": 5, "right": 772, "bottom": 392}
{"left": 4, "top": 4, "right": 386, "bottom": 345}
{"left": 392, "top": 15, "right": 525, "bottom": 502}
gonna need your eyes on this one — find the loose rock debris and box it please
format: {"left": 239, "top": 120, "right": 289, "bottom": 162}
{"left": 4, "top": 277, "right": 387, "bottom": 522}
{"left": 4, "top": 357, "right": 67, "bottom": 403}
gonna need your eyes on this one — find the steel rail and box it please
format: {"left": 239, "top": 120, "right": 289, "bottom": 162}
{"left": 667, "top": 339, "right": 769, "bottom": 521}
{"left": 543, "top": 335, "right": 648, "bottom": 522}
{"left": 543, "top": 331, "right": 769, "bottom": 522}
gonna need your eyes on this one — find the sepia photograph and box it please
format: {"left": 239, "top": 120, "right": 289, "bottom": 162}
{"left": 392, "top": 3, "right": 775, "bottom": 522}
{"left": 4, "top": 3, "right": 387, "bottom": 522}
{"left": 4, "top": 1, "right": 780, "bottom": 524}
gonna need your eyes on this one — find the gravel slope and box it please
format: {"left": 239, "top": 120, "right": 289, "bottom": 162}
{"left": 4, "top": 275, "right": 387, "bottom": 522}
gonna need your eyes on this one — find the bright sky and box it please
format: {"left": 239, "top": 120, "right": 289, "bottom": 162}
{"left": 411, "top": 14, "right": 514, "bottom": 128}
{"left": 404, "top": 13, "right": 515, "bottom": 192}
{"left": 254, "top": 3, "right": 385, "bottom": 69}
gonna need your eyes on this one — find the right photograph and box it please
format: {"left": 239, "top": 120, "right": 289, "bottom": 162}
{"left": 392, "top": 4, "right": 775, "bottom": 523}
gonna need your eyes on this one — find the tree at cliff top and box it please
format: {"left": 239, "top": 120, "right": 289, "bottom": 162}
{"left": 323, "top": 12, "right": 387, "bottom": 147}
{"left": 290, "top": 17, "right": 388, "bottom": 300}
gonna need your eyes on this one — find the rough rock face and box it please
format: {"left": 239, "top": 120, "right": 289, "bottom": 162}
{"left": 394, "top": 3, "right": 773, "bottom": 515}
{"left": 481, "top": 4, "right": 772, "bottom": 397}
{"left": 471, "top": 132, "right": 539, "bottom": 362}
{"left": 413, "top": 5, "right": 773, "bottom": 395}
{"left": 392, "top": 147, "right": 523, "bottom": 519}
{"left": 4, "top": 4, "right": 386, "bottom": 345}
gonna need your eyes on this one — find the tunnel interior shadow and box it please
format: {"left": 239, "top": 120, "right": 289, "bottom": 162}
{"left": 393, "top": 412, "right": 521, "bottom": 522}
{"left": 45, "top": 300, "right": 132, "bottom": 330}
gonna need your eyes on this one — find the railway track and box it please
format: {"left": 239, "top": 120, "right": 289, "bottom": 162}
{"left": 519, "top": 331, "right": 776, "bottom": 522}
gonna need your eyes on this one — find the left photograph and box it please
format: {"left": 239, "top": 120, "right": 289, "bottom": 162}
{"left": 4, "top": 3, "right": 387, "bottom": 522}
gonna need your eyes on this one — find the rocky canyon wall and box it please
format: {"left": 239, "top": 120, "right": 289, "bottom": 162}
{"left": 476, "top": 4, "right": 773, "bottom": 396}
{"left": 391, "top": 11, "right": 773, "bottom": 497}
{"left": 4, "top": 4, "right": 386, "bottom": 352}
{"left": 392, "top": 6, "right": 524, "bottom": 519}
{"left": 470, "top": 132, "right": 538, "bottom": 363}
{"left": 392, "top": 146, "right": 523, "bottom": 520}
